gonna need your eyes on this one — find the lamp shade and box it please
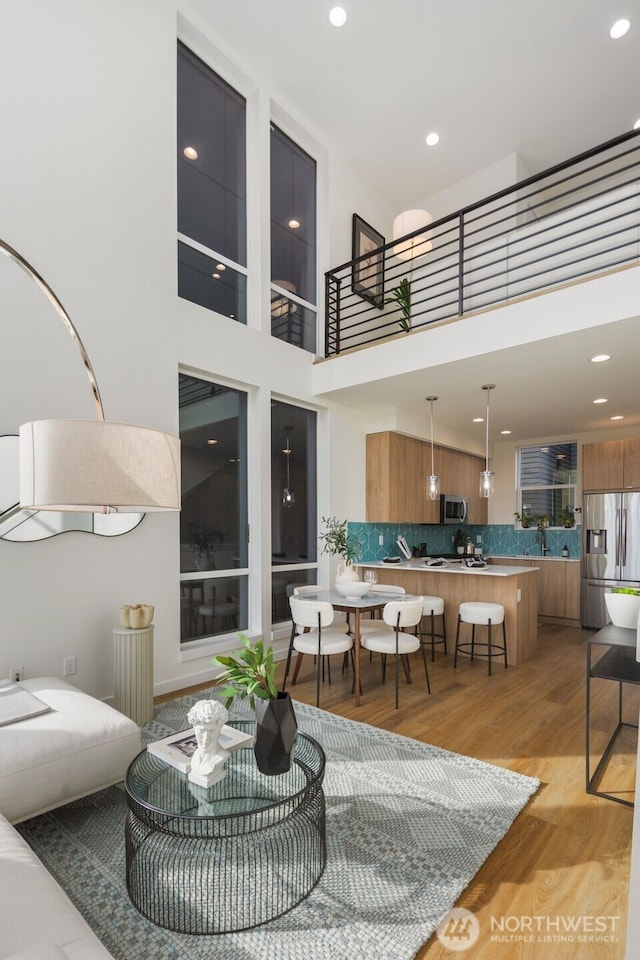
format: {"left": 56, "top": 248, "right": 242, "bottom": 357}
{"left": 19, "top": 420, "right": 181, "bottom": 512}
{"left": 392, "top": 209, "right": 433, "bottom": 261}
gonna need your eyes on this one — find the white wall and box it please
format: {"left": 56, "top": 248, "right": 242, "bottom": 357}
{"left": 0, "top": 0, "right": 387, "bottom": 698}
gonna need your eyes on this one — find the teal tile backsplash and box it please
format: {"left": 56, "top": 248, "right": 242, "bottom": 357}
{"left": 348, "top": 522, "right": 581, "bottom": 561}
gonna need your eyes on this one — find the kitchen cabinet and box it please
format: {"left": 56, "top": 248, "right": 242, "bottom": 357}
{"left": 583, "top": 439, "right": 640, "bottom": 491}
{"left": 366, "top": 432, "right": 487, "bottom": 524}
{"left": 489, "top": 558, "right": 580, "bottom": 621}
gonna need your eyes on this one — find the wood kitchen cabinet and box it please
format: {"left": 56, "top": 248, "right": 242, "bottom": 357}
{"left": 583, "top": 438, "right": 640, "bottom": 491}
{"left": 489, "top": 557, "right": 580, "bottom": 621}
{"left": 366, "top": 432, "right": 487, "bottom": 524}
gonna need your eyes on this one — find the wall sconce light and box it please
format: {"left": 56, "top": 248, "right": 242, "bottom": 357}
{"left": 392, "top": 209, "right": 433, "bottom": 261}
{"left": 282, "top": 427, "right": 295, "bottom": 507}
{"left": 425, "top": 395, "right": 440, "bottom": 500}
{"left": 479, "top": 384, "right": 495, "bottom": 499}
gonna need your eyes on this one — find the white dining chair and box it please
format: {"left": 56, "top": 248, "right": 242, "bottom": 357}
{"left": 284, "top": 597, "right": 354, "bottom": 707}
{"left": 360, "top": 597, "right": 430, "bottom": 709}
{"left": 359, "top": 583, "right": 406, "bottom": 635}
{"left": 293, "top": 585, "right": 349, "bottom": 630}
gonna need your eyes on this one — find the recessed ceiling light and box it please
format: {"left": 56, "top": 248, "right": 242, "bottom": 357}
{"left": 229, "top": 314, "right": 235, "bottom": 319}
{"left": 611, "top": 415, "right": 625, "bottom": 420}
{"left": 593, "top": 398, "right": 608, "bottom": 404}
{"left": 590, "top": 354, "right": 611, "bottom": 363}
{"left": 216, "top": 263, "right": 226, "bottom": 271}
{"left": 500, "top": 430, "right": 512, "bottom": 435}
{"left": 183, "top": 146, "right": 198, "bottom": 160}
{"left": 207, "top": 438, "right": 218, "bottom": 445}
{"left": 288, "top": 219, "right": 301, "bottom": 229}
{"left": 212, "top": 273, "right": 220, "bottom": 279}
{"left": 473, "top": 417, "right": 484, "bottom": 423}
{"left": 425, "top": 132, "right": 440, "bottom": 146}
{"left": 634, "top": 118, "right": 640, "bottom": 130}
{"left": 329, "top": 6, "right": 347, "bottom": 27}
{"left": 610, "top": 18, "right": 630, "bottom": 39}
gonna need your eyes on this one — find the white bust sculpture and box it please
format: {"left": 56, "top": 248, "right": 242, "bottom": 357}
{"left": 187, "top": 699, "right": 230, "bottom": 786}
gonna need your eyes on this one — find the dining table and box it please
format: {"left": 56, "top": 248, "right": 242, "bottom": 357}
{"left": 295, "top": 589, "right": 419, "bottom": 707}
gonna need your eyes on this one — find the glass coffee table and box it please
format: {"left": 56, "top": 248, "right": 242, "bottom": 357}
{"left": 125, "top": 722, "right": 326, "bottom": 934}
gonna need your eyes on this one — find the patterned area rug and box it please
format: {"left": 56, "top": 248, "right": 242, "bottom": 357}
{"left": 17, "top": 691, "right": 539, "bottom": 960}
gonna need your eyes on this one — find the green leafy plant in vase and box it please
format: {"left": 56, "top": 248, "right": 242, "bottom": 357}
{"left": 384, "top": 277, "right": 411, "bottom": 332}
{"left": 214, "top": 633, "right": 297, "bottom": 776}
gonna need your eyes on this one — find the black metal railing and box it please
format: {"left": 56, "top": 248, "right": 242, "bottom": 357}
{"left": 325, "top": 130, "right": 640, "bottom": 356}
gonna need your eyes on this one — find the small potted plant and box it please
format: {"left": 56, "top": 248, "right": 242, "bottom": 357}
{"left": 319, "top": 516, "right": 363, "bottom": 587}
{"left": 559, "top": 506, "right": 575, "bottom": 528}
{"left": 453, "top": 529, "right": 467, "bottom": 554}
{"left": 513, "top": 512, "right": 532, "bottom": 528}
{"left": 384, "top": 277, "right": 411, "bottom": 332}
{"left": 604, "top": 587, "right": 640, "bottom": 629}
{"left": 214, "top": 634, "right": 297, "bottom": 776}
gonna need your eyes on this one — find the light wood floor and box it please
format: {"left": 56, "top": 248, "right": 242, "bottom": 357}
{"left": 159, "top": 622, "right": 636, "bottom": 959}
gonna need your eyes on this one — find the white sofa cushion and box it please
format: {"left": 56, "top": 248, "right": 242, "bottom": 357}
{"left": 0, "top": 812, "right": 114, "bottom": 958}
{"left": 0, "top": 677, "right": 141, "bottom": 824}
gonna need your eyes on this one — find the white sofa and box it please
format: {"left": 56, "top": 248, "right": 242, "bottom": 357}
{"left": 0, "top": 811, "right": 115, "bottom": 959}
{"left": 0, "top": 677, "right": 141, "bottom": 958}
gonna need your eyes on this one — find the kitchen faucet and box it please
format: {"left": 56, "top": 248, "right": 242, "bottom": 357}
{"left": 535, "top": 523, "right": 548, "bottom": 556}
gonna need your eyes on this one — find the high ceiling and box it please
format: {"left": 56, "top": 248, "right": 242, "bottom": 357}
{"left": 193, "top": 0, "right": 640, "bottom": 443}
{"left": 195, "top": 0, "right": 639, "bottom": 208}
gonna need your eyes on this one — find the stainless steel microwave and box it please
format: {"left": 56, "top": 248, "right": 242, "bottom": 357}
{"left": 440, "top": 494, "right": 469, "bottom": 524}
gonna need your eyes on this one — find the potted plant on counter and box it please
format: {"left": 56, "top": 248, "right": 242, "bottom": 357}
{"left": 604, "top": 587, "right": 640, "bottom": 629}
{"left": 513, "top": 512, "right": 531, "bottom": 528}
{"left": 214, "top": 634, "right": 297, "bottom": 776}
{"left": 453, "top": 528, "right": 468, "bottom": 553}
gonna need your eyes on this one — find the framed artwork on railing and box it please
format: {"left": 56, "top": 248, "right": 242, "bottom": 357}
{"left": 352, "top": 214, "right": 385, "bottom": 308}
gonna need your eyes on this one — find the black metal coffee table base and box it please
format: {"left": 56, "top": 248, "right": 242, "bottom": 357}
{"left": 125, "top": 726, "right": 326, "bottom": 934}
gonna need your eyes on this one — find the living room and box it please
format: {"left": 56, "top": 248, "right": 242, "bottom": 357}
{"left": 1, "top": 2, "right": 639, "bottom": 958}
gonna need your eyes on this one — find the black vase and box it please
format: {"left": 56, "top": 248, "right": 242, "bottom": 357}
{"left": 254, "top": 693, "right": 297, "bottom": 776}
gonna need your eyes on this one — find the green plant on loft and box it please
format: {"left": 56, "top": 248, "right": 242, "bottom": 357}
{"left": 384, "top": 277, "right": 411, "bottom": 332}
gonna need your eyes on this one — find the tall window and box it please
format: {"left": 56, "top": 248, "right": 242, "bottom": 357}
{"left": 179, "top": 374, "right": 248, "bottom": 643}
{"left": 270, "top": 126, "right": 317, "bottom": 351}
{"left": 271, "top": 401, "right": 317, "bottom": 623}
{"left": 177, "top": 42, "right": 247, "bottom": 323}
{"left": 517, "top": 442, "right": 577, "bottom": 527}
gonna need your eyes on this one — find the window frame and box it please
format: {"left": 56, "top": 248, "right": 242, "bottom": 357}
{"left": 515, "top": 440, "right": 578, "bottom": 529}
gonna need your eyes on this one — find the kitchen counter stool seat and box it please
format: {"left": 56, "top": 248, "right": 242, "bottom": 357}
{"left": 454, "top": 601, "right": 507, "bottom": 676}
{"left": 419, "top": 595, "right": 447, "bottom": 660}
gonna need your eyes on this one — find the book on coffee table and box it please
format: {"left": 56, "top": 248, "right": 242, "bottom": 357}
{"left": 147, "top": 724, "right": 254, "bottom": 773}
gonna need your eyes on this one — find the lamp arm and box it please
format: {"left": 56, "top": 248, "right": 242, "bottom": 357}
{"left": 0, "top": 238, "right": 105, "bottom": 421}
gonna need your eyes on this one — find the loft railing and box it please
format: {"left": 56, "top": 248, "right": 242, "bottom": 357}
{"left": 325, "top": 130, "right": 640, "bottom": 357}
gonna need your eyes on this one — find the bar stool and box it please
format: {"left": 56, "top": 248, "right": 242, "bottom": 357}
{"left": 419, "top": 596, "right": 446, "bottom": 660}
{"left": 454, "top": 602, "right": 507, "bottom": 676}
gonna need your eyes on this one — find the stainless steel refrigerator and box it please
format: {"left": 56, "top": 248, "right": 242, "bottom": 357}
{"left": 581, "top": 492, "right": 640, "bottom": 628}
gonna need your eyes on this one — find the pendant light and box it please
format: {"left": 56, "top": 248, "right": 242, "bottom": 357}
{"left": 425, "top": 395, "right": 440, "bottom": 500}
{"left": 479, "top": 384, "right": 495, "bottom": 498}
{"left": 282, "top": 427, "right": 295, "bottom": 507}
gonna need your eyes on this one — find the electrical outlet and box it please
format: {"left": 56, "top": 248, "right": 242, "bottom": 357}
{"left": 378, "top": 535, "right": 384, "bottom": 546}
{"left": 63, "top": 656, "right": 77, "bottom": 677}
{"left": 9, "top": 667, "right": 23, "bottom": 683}
{"left": 476, "top": 535, "right": 482, "bottom": 544}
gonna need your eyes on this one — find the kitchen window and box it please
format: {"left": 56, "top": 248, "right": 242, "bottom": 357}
{"left": 177, "top": 42, "right": 247, "bottom": 322}
{"left": 516, "top": 441, "right": 578, "bottom": 527}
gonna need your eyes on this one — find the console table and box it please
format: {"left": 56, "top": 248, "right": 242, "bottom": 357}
{"left": 586, "top": 624, "right": 640, "bottom": 807}
{"left": 125, "top": 723, "right": 326, "bottom": 934}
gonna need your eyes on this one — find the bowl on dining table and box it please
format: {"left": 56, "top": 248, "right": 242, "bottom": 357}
{"left": 335, "top": 580, "right": 370, "bottom": 599}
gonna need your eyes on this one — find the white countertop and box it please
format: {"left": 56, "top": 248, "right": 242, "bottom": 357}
{"left": 357, "top": 560, "right": 537, "bottom": 577}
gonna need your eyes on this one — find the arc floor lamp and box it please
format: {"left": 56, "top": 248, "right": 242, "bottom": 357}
{"left": 1, "top": 238, "right": 180, "bottom": 514}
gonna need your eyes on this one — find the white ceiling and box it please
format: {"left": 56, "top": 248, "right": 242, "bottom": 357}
{"left": 193, "top": 0, "right": 640, "bottom": 443}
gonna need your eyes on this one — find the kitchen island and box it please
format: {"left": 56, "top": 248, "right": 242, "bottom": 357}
{"left": 356, "top": 559, "right": 539, "bottom": 665}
